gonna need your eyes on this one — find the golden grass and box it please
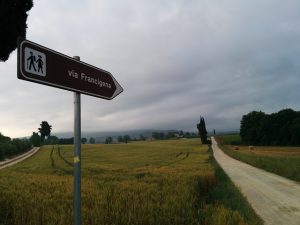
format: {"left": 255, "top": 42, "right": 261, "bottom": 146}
{"left": 216, "top": 136, "right": 300, "bottom": 182}
{"left": 0, "top": 139, "right": 256, "bottom": 225}
{"left": 226, "top": 145, "right": 300, "bottom": 157}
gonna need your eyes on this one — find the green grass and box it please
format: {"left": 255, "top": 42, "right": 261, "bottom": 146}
{"left": 0, "top": 139, "right": 262, "bottom": 225}
{"left": 216, "top": 135, "right": 300, "bottom": 182}
{"left": 206, "top": 148, "right": 263, "bottom": 225}
{"left": 216, "top": 134, "right": 242, "bottom": 145}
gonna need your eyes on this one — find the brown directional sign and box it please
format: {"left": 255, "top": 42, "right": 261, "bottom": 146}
{"left": 17, "top": 39, "right": 123, "bottom": 100}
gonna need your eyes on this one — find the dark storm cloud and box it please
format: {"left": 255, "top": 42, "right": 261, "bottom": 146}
{"left": 1, "top": 0, "right": 300, "bottom": 137}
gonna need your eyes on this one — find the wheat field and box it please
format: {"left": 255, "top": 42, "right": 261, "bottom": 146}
{"left": 0, "top": 139, "right": 258, "bottom": 225}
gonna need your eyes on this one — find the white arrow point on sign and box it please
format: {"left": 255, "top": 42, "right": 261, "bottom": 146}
{"left": 111, "top": 75, "right": 123, "bottom": 99}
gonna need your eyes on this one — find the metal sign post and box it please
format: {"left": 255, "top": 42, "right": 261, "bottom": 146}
{"left": 73, "top": 56, "right": 81, "bottom": 225}
{"left": 17, "top": 39, "right": 124, "bottom": 225}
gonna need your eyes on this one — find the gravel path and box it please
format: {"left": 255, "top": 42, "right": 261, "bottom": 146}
{"left": 0, "top": 147, "right": 40, "bottom": 170}
{"left": 211, "top": 137, "right": 300, "bottom": 225}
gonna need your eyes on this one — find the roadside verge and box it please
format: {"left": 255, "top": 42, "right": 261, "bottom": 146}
{"left": 0, "top": 147, "right": 40, "bottom": 170}
{"left": 211, "top": 137, "right": 300, "bottom": 225}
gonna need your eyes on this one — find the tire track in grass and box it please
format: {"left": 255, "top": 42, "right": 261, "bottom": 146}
{"left": 57, "top": 145, "right": 73, "bottom": 167}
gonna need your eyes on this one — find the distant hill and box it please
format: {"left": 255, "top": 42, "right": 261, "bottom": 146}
{"left": 52, "top": 129, "right": 197, "bottom": 143}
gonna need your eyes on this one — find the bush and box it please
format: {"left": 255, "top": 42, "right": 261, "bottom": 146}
{"left": 2, "top": 143, "right": 16, "bottom": 156}
{"left": 30, "top": 132, "right": 42, "bottom": 147}
{"left": 0, "top": 134, "right": 32, "bottom": 160}
{"left": 0, "top": 144, "right": 4, "bottom": 160}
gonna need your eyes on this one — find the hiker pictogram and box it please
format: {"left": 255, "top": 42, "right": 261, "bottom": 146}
{"left": 36, "top": 55, "right": 44, "bottom": 73}
{"left": 24, "top": 47, "right": 46, "bottom": 77}
{"left": 27, "top": 51, "right": 36, "bottom": 72}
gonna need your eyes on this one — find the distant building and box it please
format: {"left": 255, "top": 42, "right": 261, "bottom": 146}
{"left": 146, "top": 137, "right": 155, "bottom": 141}
{"left": 174, "top": 133, "right": 184, "bottom": 139}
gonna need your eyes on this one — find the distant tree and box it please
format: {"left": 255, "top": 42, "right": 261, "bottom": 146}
{"left": 124, "top": 135, "right": 131, "bottom": 144}
{"left": 275, "top": 109, "right": 298, "bottom": 145}
{"left": 240, "top": 109, "right": 300, "bottom": 146}
{"left": 185, "top": 132, "right": 191, "bottom": 138}
{"left": 152, "top": 132, "right": 158, "bottom": 139}
{"left": 139, "top": 134, "right": 146, "bottom": 141}
{"left": 179, "top": 130, "right": 184, "bottom": 137}
{"left": 0, "top": 132, "right": 11, "bottom": 143}
{"left": 290, "top": 117, "right": 300, "bottom": 146}
{"left": 30, "top": 132, "right": 42, "bottom": 147}
{"left": 197, "top": 116, "right": 208, "bottom": 144}
{"left": 11, "top": 138, "right": 31, "bottom": 153}
{"left": 240, "top": 111, "right": 266, "bottom": 145}
{"left": 1, "top": 143, "right": 17, "bottom": 156}
{"left": 0, "top": 133, "right": 31, "bottom": 159}
{"left": 117, "top": 136, "right": 123, "bottom": 143}
{"left": 0, "top": 145, "right": 4, "bottom": 160}
{"left": 38, "top": 121, "right": 52, "bottom": 141}
{"left": 197, "top": 118, "right": 202, "bottom": 141}
{"left": 58, "top": 137, "right": 73, "bottom": 145}
{"left": 81, "top": 137, "right": 87, "bottom": 144}
{"left": 45, "top": 136, "right": 58, "bottom": 145}
{"left": 191, "top": 132, "right": 197, "bottom": 138}
{"left": 202, "top": 118, "right": 208, "bottom": 143}
{"left": 167, "top": 131, "right": 176, "bottom": 139}
{"left": 152, "top": 132, "right": 165, "bottom": 140}
{"left": 89, "top": 137, "right": 95, "bottom": 144}
{"left": 11, "top": 138, "right": 23, "bottom": 153}
{"left": 105, "top": 137, "right": 113, "bottom": 144}
{"left": 0, "top": 0, "right": 33, "bottom": 61}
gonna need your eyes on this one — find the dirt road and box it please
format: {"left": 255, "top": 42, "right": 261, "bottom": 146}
{"left": 0, "top": 147, "right": 40, "bottom": 170}
{"left": 211, "top": 137, "right": 300, "bottom": 225}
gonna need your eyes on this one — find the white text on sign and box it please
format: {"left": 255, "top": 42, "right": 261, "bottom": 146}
{"left": 68, "top": 70, "right": 112, "bottom": 89}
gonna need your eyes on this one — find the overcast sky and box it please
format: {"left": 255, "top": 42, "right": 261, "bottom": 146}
{"left": 1, "top": 0, "right": 300, "bottom": 138}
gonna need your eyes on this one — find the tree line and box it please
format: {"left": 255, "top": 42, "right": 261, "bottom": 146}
{"left": 0, "top": 121, "right": 52, "bottom": 160}
{"left": 240, "top": 108, "right": 300, "bottom": 146}
{"left": 102, "top": 131, "right": 199, "bottom": 144}
{"left": 1, "top": 116, "right": 203, "bottom": 161}
{"left": 152, "top": 131, "right": 197, "bottom": 140}
{"left": 0, "top": 133, "right": 31, "bottom": 160}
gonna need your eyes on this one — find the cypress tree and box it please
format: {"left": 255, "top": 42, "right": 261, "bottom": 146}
{"left": 197, "top": 116, "right": 202, "bottom": 142}
{"left": 197, "top": 116, "right": 208, "bottom": 144}
{"left": 201, "top": 117, "right": 208, "bottom": 143}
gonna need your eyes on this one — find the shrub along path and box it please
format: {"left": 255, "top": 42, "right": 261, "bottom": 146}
{"left": 211, "top": 137, "right": 300, "bottom": 225}
{"left": 0, "top": 147, "right": 40, "bottom": 169}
